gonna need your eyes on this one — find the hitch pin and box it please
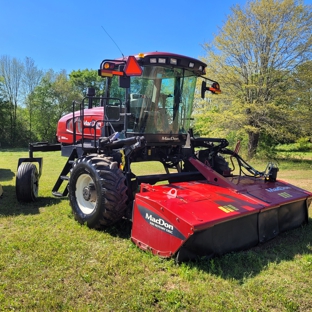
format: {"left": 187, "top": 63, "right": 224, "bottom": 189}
{"left": 166, "top": 188, "right": 178, "bottom": 197}
{"left": 165, "top": 188, "right": 187, "bottom": 202}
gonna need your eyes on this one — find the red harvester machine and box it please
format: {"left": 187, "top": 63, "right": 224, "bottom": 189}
{"left": 16, "top": 52, "right": 312, "bottom": 262}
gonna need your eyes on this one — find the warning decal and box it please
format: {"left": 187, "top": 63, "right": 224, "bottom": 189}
{"left": 218, "top": 204, "right": 239, "bottom": 213}
{"left": 278, "top": 192, "right": 293, "bottom": 198}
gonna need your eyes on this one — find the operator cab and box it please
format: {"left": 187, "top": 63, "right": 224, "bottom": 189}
{"left": 57, "top": 52, "right": 220, "bottom": 151}
{"left": 126, "top": 65, "right": 197, "bottom": 138}
{"left": 100, "top": 52, "right": 220, "bottom": 144}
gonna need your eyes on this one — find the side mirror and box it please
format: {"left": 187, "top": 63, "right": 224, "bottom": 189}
{"left": 201, "top": 81, "right": 206, "bottom": 99}
{"left": 86, "top": 87, "right": 95, "bottom": 97}
{"left": 201, "top": 81, "right": 221, "bottom": 98}
{"left": 119, "top": 76, "right": 130, "bottom": 88}
{"left": 209, "top": 82, "right": 221, "bottom": 94}
{"left": 118, "top": 65, "right": 130, "bottom": 88}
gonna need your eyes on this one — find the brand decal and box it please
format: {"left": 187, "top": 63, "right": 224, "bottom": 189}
{"left": 83, "top": 119, "right": 102, "bottom": 128}
{"left": 265, "top": 186, "right": 291, "bottom": 193}
{"left": 137, "top": 205, "right": 185, "bottom": 240}
{"left": 145, "top": 213, "right": 174, "bottom": 232}
{"left": 161, "top": 136, "right": 179, "bottom": 141}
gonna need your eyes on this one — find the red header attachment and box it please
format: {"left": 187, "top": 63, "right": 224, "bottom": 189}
{"left": 99, "top": 56, "right": 142, "bottom": 78}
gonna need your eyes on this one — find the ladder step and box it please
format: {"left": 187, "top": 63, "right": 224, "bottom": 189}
{"left": 52, "top": 191, "right": 65, "bottom": 197}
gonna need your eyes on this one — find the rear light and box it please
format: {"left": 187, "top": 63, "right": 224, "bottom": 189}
{"left": 103, "top": 62, "right": 115, "bottom": 70}
{"left": 99, "top": 56, "right": 142, "bottom": 77}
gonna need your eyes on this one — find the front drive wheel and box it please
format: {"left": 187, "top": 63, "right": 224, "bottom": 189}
{"left": 68, "top": 155, "right": 128, "bottom": 229}
{"left": 16, "top": 162, "right": 39, "bottom": 202}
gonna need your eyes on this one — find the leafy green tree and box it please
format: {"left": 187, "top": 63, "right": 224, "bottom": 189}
{"left": 22, "top": 57, "right": 44, "bottom": 142}
{"left": 69, "top": 69, "right": 127, "bottom": 103}
{"left": 290, "top": 61, "right": 312, "bottom": 138}
{"left": 69, "top": 69, "right": 106, "bottom": 95}
{"left": 200, "top": 0, "right": 312, "bottom": 158}
{"left": 0, "top": 92, "right": 11, "bottom": 146}
{"left": 0, "top": 55, "right": 24, "bottom": 145}
{"left": 30, "top": 70, "right": 80, "bottom": 142}
{"left": 0, "top": 56, "right": 44, "bottom": 146}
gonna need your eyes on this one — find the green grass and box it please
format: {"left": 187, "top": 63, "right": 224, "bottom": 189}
{"left": 274, "top": 141, "right": 312, "bottom": 162}
{"left": 0, "top": 150, "right": 312, "bottom": 311}
{"left": 275, "top": 141, "right": 312, "bottom": 152}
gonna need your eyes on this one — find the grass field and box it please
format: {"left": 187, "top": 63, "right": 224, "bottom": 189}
{"left": 0, "top": 149, "right": 311, "bottom": 311}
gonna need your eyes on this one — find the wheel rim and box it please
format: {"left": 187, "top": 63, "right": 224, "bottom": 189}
{"left": 75, "top": 174, "right": 97, "bottom": 215}
{"left": 31, "top": 167, "right": 39, "bottom": 198}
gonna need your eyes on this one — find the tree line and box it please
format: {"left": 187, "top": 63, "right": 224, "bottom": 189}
{"left": 1, "top": 0, "right": 312, "bottom": 158}
{"left": 196, "top": 0, "right": 312, "bottom": 158}
{"left": 0, "top": 58, "right": 105, "bottom": 146}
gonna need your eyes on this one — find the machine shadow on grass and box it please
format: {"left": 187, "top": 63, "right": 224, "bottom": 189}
{"left": 0, "top": 185, "right": 63, "bottom": 216}
{"left": 98, "top": 212, "right": 312, "bottom": 282}
{"left": 184, "top": 220, "right": 312, "bottom": 282}
{"left": 103, "top": 218, "right": 133, "bottom": 239}
{"left": 0, "top": 168, "right": 15, "bottom": 181}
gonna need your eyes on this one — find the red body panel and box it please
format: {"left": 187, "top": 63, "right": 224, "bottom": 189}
{"left": 57, "top": 107, "right": 104, "bottom": 144}
{"left": 131, "top": 171, "right": 312, "bottom": 259}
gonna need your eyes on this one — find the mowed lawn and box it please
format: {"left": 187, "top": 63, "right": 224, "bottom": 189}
{"left": 0, "top": 149, "right": 312, "bottom": 311}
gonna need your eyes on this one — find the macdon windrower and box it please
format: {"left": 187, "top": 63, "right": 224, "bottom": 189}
{"left": 16, "top": 52, "right": 312, "bottom": 262}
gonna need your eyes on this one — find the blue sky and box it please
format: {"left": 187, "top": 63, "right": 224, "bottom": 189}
{"left": 1, "top": 0, "right": 312, "bottom": 73}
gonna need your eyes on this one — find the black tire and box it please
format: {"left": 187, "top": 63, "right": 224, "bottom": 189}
{"left": 16, "top": 162, "right": 39, "bottom": 202}
{"left": 68, "top": 155, "right": 128, "bottom": 229}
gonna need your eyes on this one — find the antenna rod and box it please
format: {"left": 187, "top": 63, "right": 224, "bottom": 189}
{"left": 101, "top": 26, "right": 125, "bottom": 59}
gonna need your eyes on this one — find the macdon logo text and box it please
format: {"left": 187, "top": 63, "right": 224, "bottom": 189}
{"left": 161, "top": 136, "right": 179, "bottom": 141}
{"left": 145, "top": 213, "right": 174, "bottom": 231}
{"left": 266, "top": 186, "right": 291, "bottom": 193}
